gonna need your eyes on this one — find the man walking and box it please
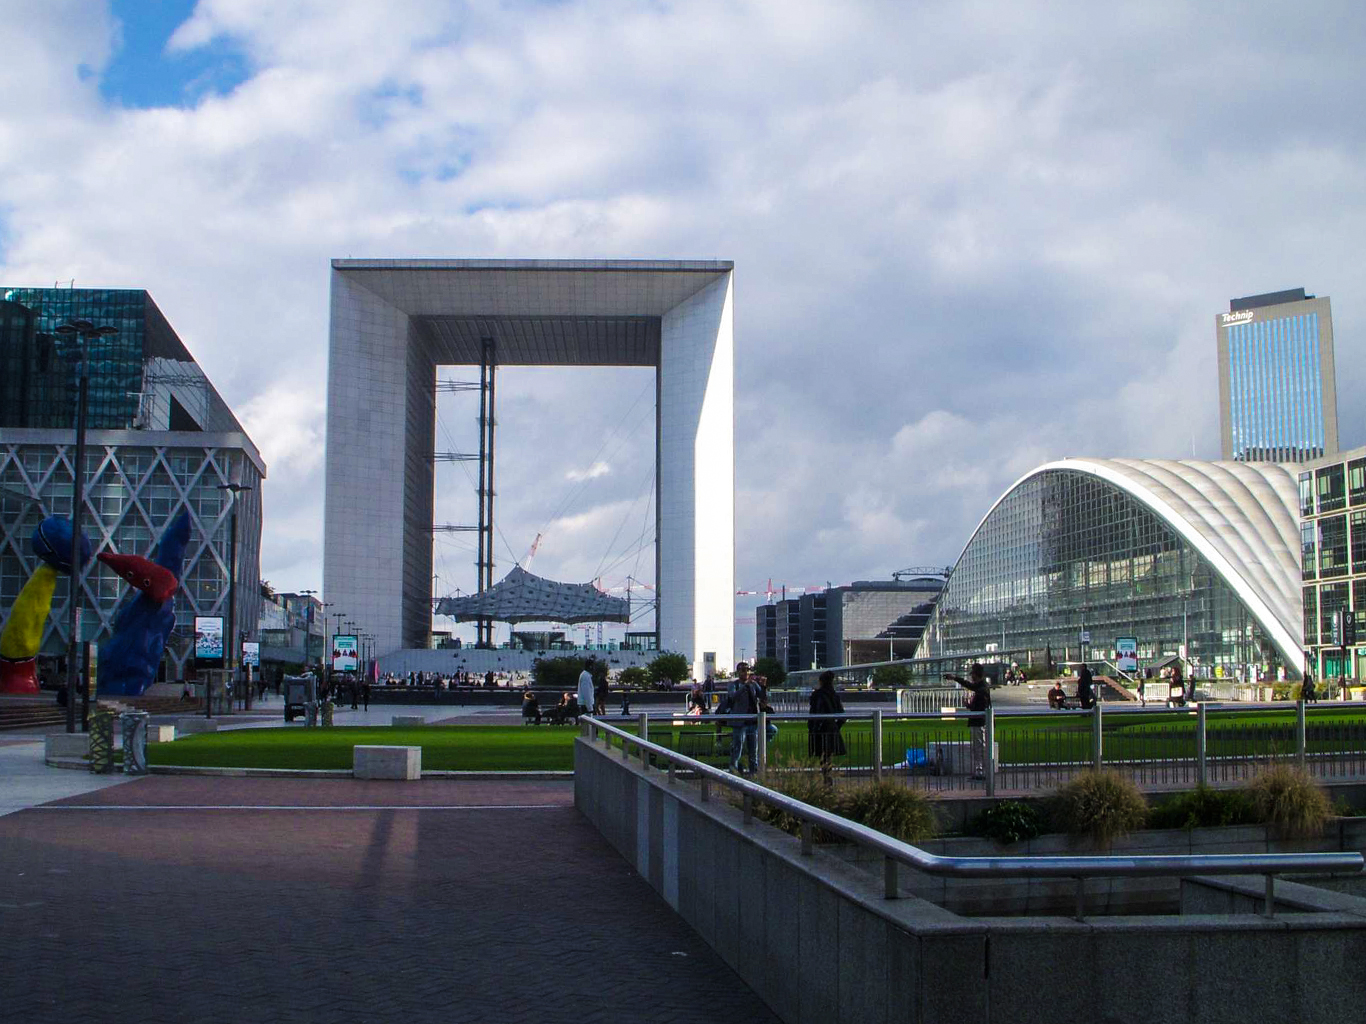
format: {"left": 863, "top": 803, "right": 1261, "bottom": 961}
{"left": 578, "top": 658, "right": 596, "bottom": 717}
{"left": 726, "top": 663, "right": 762, "bottom": 774}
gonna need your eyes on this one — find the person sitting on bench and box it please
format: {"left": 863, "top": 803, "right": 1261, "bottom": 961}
{"left": 1047, "top": 682, "right": 1067, "bottom": 709}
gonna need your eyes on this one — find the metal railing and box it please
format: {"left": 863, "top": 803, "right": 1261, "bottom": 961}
{"left": 582, "top": 715, "right": 1364, "bottom": 919}
{"left": 621, "top": 700, "right": 1366, "bottom": 796}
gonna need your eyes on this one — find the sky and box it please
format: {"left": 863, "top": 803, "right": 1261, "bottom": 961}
{"left": 3, "top": 0, "right": 1365, "bottom": 657}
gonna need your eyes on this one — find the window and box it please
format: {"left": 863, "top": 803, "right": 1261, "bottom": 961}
{"left": 1319, "top": 516, "right": 1348, "bottom": 577}
{"left": 1302, "top": 521, "right": 1317, "bottom": 580}
{"left": 1300, "top": 472, "right": 1315, "bottom": 517}
{"left": 1350, "top": 459, "right": 1366, "bottom": 507}
{"left": 1353, "top": 512, "right": 1366, "bottom": 574}
{"left": 1304, "top": 587, "right": 1318, "bottom": 646}
{"left": 1318, "top": 464, "right": 1346, "bottom": 513}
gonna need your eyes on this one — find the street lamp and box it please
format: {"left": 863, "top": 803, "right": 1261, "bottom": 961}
{"left": 55, "top": 318, "right": 117, "bottom": 733}
{"left": 217, "top": 478, "right": 253, "bottom": 713}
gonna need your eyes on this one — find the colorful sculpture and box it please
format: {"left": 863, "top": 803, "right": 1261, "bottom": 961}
{"left": 97, "top": 510, "right": 190, "bottom": 696}
{"left": 0, "top": 516, "right": 92, "bottom": 695}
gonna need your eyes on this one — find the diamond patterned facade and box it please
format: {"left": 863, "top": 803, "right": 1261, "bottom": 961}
{"left": 0, "top": 287, "right": 265, "bottom": 683}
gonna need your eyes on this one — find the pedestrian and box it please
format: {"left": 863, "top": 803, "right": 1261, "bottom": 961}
{"left": 594, "top": 671, "right": 608, "bottom": 716}
{"left": 806, "top": 670, "right": 846, "bottom": 785}
{"left": 725, "top": 663, "right": 762, "bottom": 774}
{"left": 578, "top": 659, "right": 596, "bottom": 717}
{"left": 944, "top": 664, "right": 991, "bottom": 779}
{"left": 1076, "top": 663, "right": 1096, "bottom": 710}
{"left": 1302, "top": 671, "right": 1317, "bottom": 702}
{"left": 361, "top": 678, "right": 370, "bottom": 711}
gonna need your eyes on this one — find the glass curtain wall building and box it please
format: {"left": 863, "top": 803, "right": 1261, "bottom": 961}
{"left": 1300, "top": 446, "right": 1366, "bottom": 682}
{"left": 0, "top": 287, "right": 265, "bottom": 685}
{"left": 920, "top": 459, "right": 1303, "bottom": 681}
{"left": 1217, "top": 288, "right": 1338, "bottom": 463}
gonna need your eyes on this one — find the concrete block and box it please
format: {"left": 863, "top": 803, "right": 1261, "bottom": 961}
{"left": 837, "top": 900, "right": 889, "bottom": 1024}
{"left": 146, "top": 725, "right": 176, "bottom": 743}
{"left": 177, "top": 718, "right": 218, "bottom": 734}
{"left": 796, "top": 872, "right": 840, "bottom": 1024}
{"left": 391, "top": 715, "right": 426, "bottom": 727}
{"left": 353, "top": 745, "right": 421, "bottom": 780}
{"left": 45, "top": 733, "right": 90, "bottom": 759}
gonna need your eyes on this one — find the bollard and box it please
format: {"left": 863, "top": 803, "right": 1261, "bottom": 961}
{"left": 322, "top": 700, "right": 335, "bottom": 727}
{"left": 872, "top": 709, "right": 883, "bottom": 781}
{"left": 984, "top": 706, "right": 996, "bottom": 798}
{"left": 1296, "top": 700, "right": 1307, "bottom": 769}
{"left": 120, "top": 710, "right": 150, "bottom": 775}
{"left": 88, "top": 709, "right": 115, "bottom": 774}
{"left": 1196, "top": 703, "right": 1208, "bottom": 787}
{"left": 1092, "top": 701, "right": 1104, "bottom": 771}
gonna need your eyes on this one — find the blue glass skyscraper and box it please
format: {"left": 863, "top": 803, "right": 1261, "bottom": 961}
{"left": 1217, "top": 288, "right": 1338, "bottom": 463}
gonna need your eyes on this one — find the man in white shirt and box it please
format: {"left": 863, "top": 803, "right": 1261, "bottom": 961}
{"left": 577, "top": 659, "right": 596, "bottom": 716}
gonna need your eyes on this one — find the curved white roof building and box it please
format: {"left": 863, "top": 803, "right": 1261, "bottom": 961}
{"left": 920, "top": 458, "right": 1303, "bottom": 676}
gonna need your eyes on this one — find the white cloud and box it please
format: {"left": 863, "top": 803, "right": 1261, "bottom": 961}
{"left": 4, "top": 0, "right": 1366, "bottom": 650}
{"left": 565, "top": 461, "right": 610, "bottom": 483}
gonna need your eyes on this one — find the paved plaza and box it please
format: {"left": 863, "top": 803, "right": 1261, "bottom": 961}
{"left": 0, "top": 770, "right": 779, "bottom": 1024}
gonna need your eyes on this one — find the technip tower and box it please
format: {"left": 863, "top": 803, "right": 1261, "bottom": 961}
{"left": 323, "top": 259, "right": 735, "bottom": 677}
{"left": 1216, "top": 287, "right": 1338, "bottom": 463}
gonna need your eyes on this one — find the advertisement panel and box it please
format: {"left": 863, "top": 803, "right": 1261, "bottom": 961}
{"left": 332, "top": 634, "right": 358, "bottom": 672}
{"left": 1116, "top": 637, "right": 1139, "bottom": 673}
{"left": 242, "top": 642, "right": 260, "bottom": 668}
{"left": 194, "top": 616, "right": 224, "bottom": 667}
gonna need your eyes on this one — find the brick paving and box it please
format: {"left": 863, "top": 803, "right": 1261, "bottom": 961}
{"left": 0, "top": 777, "right": 779, "bottom": 1024}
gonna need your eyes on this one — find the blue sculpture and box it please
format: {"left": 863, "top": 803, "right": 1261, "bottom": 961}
{"left": 97, "top": 510, "right": 191, "bottom": 696}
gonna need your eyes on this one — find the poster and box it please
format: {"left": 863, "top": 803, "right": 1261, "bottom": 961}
{"left": 242, "top": 641, "right": 260, "bottom": 668}
{"left": 194, "top": 616, "right": 224, "bottom": 666}
{"left": 332, "top": 634, "right": 358, "bottom": 672}
{"left": 1115, "top": 637, "right": 1138, "bottom": 673}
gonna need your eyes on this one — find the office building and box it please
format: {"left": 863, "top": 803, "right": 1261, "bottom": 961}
{"left": 1299, "top": 446, "right": 1366, "bottom": 682}
{"left": 0, "top": 287, "right": 265, "bottom": 683}
{"left": 755, "top": 578, "right": 945, "bottom": 671}
{"left": 922, "top": 459, "right": 1303, "bottom": 680}
{"left": 1217, "top": 288, "right": 1338, "bottom": 463}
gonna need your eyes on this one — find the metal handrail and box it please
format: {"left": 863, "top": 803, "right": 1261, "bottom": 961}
{"left": 582, "top": 716, "right": 1363, "bottom": 918}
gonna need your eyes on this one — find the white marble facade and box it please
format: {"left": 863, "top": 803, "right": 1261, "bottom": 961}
{"left": 324, "top": 259, "right": 735, "bottom": 678}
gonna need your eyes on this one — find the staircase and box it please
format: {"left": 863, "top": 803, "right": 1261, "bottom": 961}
{"left": 0, "top": 693, "right": 204, "bottom": 731}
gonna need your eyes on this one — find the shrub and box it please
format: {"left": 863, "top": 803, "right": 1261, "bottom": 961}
{"left": 647, "top": 652, "right": 690, "bottom": 686}
{"left": 616, "top": 666, "right": 648, "bottom": 690}
{"left": 752, "top": 656, "right": 787, "bottom": 688}
{"left": 969, "top": 800, "right": 1045, "bottom": 845}
{"left": 839, "top": 780, "right": 936, "bottom": 844}
{"left": 753, "top": 765, "right": 935, "bottom": 844}
{"left": 1050, "top": 770, "right": 1149, "bottom": 847}
{"left": 1147, "top": 785, "right": 1256, "bottom": 831}
{"left": 872, "top": 664, "right": 912, "bottom": 688}
{"left": 1245, "top": 765, "right": 1332, "bottom": 839}
{"left": 532, "top": 656, "right": 597, "bottom": 691}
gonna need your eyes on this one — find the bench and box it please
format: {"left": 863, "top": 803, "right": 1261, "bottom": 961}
{"left": 391, "top": 715, "right": 426, "bottom": 727}
{"left": 147, "top": 725, "right": 176, "bottom": 743}
{"left": 354, "top": 745, "right": 421, "bottom": 780}
{"left": 176, "top": 718, "right": 218, "bottom": 734}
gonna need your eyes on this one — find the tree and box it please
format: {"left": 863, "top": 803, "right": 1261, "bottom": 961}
{"left": 752, "top": 656, "right": 787, "bottom": 687}
{"left": 872, "top": 663, "right": 912, "bottom": 688}
{"left": 647, "top": 652, "right": 690, "bottom": 686}
{"left": 532, "top": 656, "right": 602, "bottom": 691}
{"left": 617, "top": 666, "right": 648, "bottom": 689}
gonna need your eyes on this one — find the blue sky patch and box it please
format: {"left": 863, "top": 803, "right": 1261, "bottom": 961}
{"left": 100, "top": 0, "right": 250, "bottom": 109}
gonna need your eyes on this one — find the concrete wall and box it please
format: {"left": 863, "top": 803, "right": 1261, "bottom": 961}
{"left": 575, "top": 735, "right": 1366, "bottom": 1024}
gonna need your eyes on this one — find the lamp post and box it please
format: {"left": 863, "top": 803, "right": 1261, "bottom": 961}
{"left": 218, "top": 479, "right": 253, "bottom": 712}
{"left": 55, "top": 318, "right": 117, "bottom": 733}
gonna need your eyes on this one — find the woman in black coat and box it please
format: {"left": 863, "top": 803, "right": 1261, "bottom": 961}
{"left": 807, "top": 671, "right": 846, "bottom": 782}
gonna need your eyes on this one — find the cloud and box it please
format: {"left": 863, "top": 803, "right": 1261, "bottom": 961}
{"left": 565, "top": 461, "right": 610, "bottom": 483}
{"left": 4, "top": 0, "right": 1366, "bottom": 652}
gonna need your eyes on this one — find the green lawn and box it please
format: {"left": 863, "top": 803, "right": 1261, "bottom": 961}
{"left": 146, "top": 709, "right": 1366, "bottom": 772}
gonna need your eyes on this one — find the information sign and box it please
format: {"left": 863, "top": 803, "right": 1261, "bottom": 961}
{"left": 332, "top": 634, "right": 358, "bottom": 672}
{"left": 1115, "top": 637, "right": 1138, "bottom": 673}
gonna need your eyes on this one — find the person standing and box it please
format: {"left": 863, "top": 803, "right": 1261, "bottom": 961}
{"left": 945, "top": 664, "right": 991, "bottom": 779}
{"left": 1076, "top": 663, "right": 1096, "bottom": 710}
{"left": 1302, "top": 671, "right": 1318, "bottom": 702}
{"left": 578, "top": 658, "right": 596, "bottom": 717}
{"left": 726, "top": 663, "right": 762, "bottom": 774}
{"left": 807, "top": 670, "right": 846, "bottom": 785}
{"left": 361, "top": 677, "right": 370, "bottom": 712}
{"left": 594, "top": 671, "right": 608, "bottom": 716}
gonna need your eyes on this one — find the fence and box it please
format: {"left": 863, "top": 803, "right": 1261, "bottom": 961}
{"left": 627, "top": 701, "right": 1366, "bottom": 796}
